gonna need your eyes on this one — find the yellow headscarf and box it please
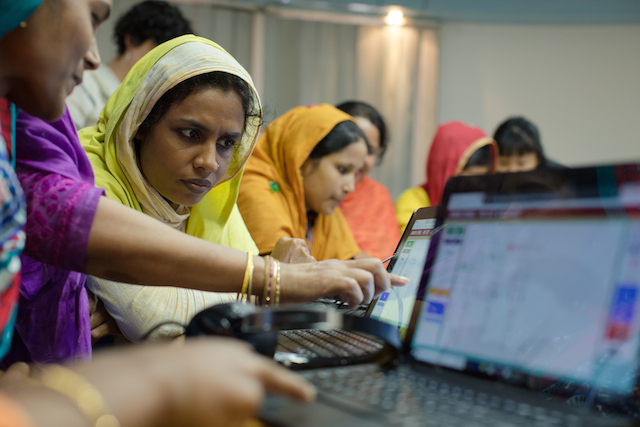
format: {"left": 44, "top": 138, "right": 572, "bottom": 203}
{"left": 81, "top": 35, "right": 260, "bottom": 253}
{"left": 238, "top": 104, "right": 361, "bottom": 260}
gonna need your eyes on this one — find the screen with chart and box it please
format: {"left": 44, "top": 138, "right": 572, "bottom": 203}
{"left": 370, "top": 217, "right": 436, "bottom": 330}
{"left": 411, "top": 178, "right": 640, "bottom": 396}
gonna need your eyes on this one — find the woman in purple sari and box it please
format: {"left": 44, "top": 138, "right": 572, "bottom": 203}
{"left": 1, "top": 107, "right": 103, "bottom": 364}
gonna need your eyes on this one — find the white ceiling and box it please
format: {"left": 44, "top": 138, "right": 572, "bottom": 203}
{"left": 224, "top": 0, "right": 640, "bottom": 24}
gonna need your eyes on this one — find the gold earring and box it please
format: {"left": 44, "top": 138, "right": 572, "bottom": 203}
{"left": 20, "top": 21, "right": 27, "bottom": 28}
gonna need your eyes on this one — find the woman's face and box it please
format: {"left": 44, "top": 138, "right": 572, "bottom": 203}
{"left": 353, "top": 117, "right": 380, "bottom": 179}
{"left": 0, "top": 0, "right": 111, "bottom": 121}
{"left": 137, "top": 87, "right": 245, "bottom": 207}
{"left": 301, "top": 139, "right": 368, "bottom": 216}
{"left": 496, "top": 153, "right": 539, "bottom": 173}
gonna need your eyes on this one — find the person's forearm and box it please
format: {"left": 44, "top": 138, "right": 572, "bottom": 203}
{"left": 85, "top": 197, "right": 266, "bottom": 294}
{"left": 2, "top": 348, "right": 172, "bottom": 427}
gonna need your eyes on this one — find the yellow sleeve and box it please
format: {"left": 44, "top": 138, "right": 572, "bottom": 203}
{"left": 395, "top": 187, "right": 431, "bottom": 234}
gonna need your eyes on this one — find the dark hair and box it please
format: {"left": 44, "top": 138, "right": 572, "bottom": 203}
{"left": 493, "top": 117, "right": 546, "bottom": 167}
{"left": 137, "top": 72, "right": 260, "bottom": 145}
{"left": 308, "top": 120, "right": 369, "bottom": 160}
{"left": 113, "top": 1, "right": 193, "bottom": 56}
{"left": 464, "top": 144, "right": 493, "bottom": 170}
{"left": 336, "top": 101, "right": 388, "bottom": 163}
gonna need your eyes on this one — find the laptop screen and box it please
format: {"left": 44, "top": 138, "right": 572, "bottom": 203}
{"left": 369, "top": 209, "right": 436, "bottom": 332}
{"left": 410, "top": 165, "right": 640, "bottom": 401}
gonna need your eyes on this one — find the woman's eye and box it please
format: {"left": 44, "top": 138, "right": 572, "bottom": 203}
{"left": 218, "top": 139, "right": 236, "bottom": 150}
{"left": 337, "top": 166, "right": 349, "bottom": 174}
{"left": 181, "top": 129, "right": 199, "bottom": 139}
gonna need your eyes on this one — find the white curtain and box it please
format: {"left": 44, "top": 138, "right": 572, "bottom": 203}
{"left": 262, "top": 16, "right": 439, "bottom": 198}
{"left": 179, "top": 4, "right": 254, "bottom": 71}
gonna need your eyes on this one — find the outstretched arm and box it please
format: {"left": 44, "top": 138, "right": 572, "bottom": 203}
{"left": 88, "top": 197, "right": 408, "bottom": 307}
{"left": 1, "top": 338, "right": 315, "bottom": 427}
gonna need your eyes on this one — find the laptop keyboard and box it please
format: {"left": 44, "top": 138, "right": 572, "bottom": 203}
{"left": 277, "top": 329, "right": 384, "bottom": 359}
{"left": 300, "top": 364, "right": 590, "bottom": 427}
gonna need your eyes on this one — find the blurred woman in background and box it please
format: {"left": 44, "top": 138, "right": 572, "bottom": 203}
{"left": 336, "top": 101, "right": 399, "bottom": 261}
{"left": 493, "top": 116, "right": 561, "bottom": 172}
{"left": 66, "top": 0, "right": 193, "bottom": 129}
{"left": 395, "top": 121, "right": 497, "bottom": 232}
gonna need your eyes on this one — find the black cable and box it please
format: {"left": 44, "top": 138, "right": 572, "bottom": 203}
{"left": 141, "top": 321, "right": 187, "bottom": 342}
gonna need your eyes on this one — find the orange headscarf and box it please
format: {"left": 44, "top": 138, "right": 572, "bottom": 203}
{"left": 421, "top": 121, "right": 497, "bottom": 205}
{"left": 238, "top": 104, "right": 361, "bottom": 260}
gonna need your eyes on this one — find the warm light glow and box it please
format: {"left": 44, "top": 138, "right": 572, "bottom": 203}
{"left": 385, "top": 9, "right": 403, "bottom": 26}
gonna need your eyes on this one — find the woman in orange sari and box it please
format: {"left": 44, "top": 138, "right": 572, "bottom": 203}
{"left": 336, "top": 101, "right": 399, "bottom": 261}
{"left": 395, "top": 121, "right": 497, "bottom": 233}
{"left": 238, "top": 104, "right": 368, "bottom": 261}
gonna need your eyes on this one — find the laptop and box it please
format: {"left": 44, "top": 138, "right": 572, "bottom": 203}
{"left": 261, "top": 163, "right": 640, "bottom": 427}
{"left": 368, "top": 207, "right": 438, "bottom": 335}
{"left": 274, "top": 207, "right": 438, "bottom": 368}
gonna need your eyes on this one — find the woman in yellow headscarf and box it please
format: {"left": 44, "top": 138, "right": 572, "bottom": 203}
{"left": 80, "top": 35, "right": 309, "bottom": 341}
{"left": 238, "top": 104, "right": 368, "bottom": 261}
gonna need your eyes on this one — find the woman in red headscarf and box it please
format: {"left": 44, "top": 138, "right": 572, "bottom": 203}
{"left": 395, "top": 121, "right": 497, "bottom": 233}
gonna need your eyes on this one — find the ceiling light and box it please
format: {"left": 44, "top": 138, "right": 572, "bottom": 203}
{"left": 385, "top": 9, "right": 404, "bottom": 26}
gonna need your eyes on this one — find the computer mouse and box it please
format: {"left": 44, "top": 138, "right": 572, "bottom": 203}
{"left": 186, "top": 302, "right": 257, "bottom": 337}
{"left": 186, "top": 302, "right": 278, "bottom": 356}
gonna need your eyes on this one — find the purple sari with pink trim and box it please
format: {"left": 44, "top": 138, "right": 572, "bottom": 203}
{"left": 1, "top": 107, "right": 104, "bottom": 366}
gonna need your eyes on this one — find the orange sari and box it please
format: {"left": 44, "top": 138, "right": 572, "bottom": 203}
{"left": 340, "top": 176, "right": 399, "bottom": 260}
{"left": 238, "top": 104, "right": 361, "bottom": 260}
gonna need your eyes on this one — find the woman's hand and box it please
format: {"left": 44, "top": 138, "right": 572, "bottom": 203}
{"left": 88, "top": 292, "right": 121, "bottom": 344}
{"left": 279, "top": 258, "right": 409, "bottom": 308}
{"left": 2, "top": 339, "right": 315, "bottom": 427}
{"left": 270, "top": 237, "right": 316, "bottom": 264}
{"left": 73, "top": 338, "right": 316, "bottom": 427}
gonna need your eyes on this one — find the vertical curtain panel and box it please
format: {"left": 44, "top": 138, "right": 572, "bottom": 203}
{"left": 263, "top": 17, "right": 438, "bottom": 199}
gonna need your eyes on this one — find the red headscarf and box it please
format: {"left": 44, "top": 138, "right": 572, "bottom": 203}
{"left": 421, "top": 121, "right": 497, "bottom": 205}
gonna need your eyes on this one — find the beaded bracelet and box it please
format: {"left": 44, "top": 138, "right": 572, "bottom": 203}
{"left": 37, "top": 365, "right": 120, "bottom": 427}
{"left": 238, "top": 252, "right": 253, "bottom": 303}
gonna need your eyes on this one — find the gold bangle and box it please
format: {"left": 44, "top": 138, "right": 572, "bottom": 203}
{"left": 263, "top": 255, "right": 273, "bottom": 305}
{"left": 274, "top": 259, "right": 281, "bottom": 306}
{"left": 37, "top": 365, "right": 120, "bottom": 427}
{"left": 262, "top": 255, "right": 269, "bottom": 303}
{"left": 239, "top": 252, "right": 252, "bottom": 303}
{"left": 246, "top": 254, "right": 254, "bottom": 302}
